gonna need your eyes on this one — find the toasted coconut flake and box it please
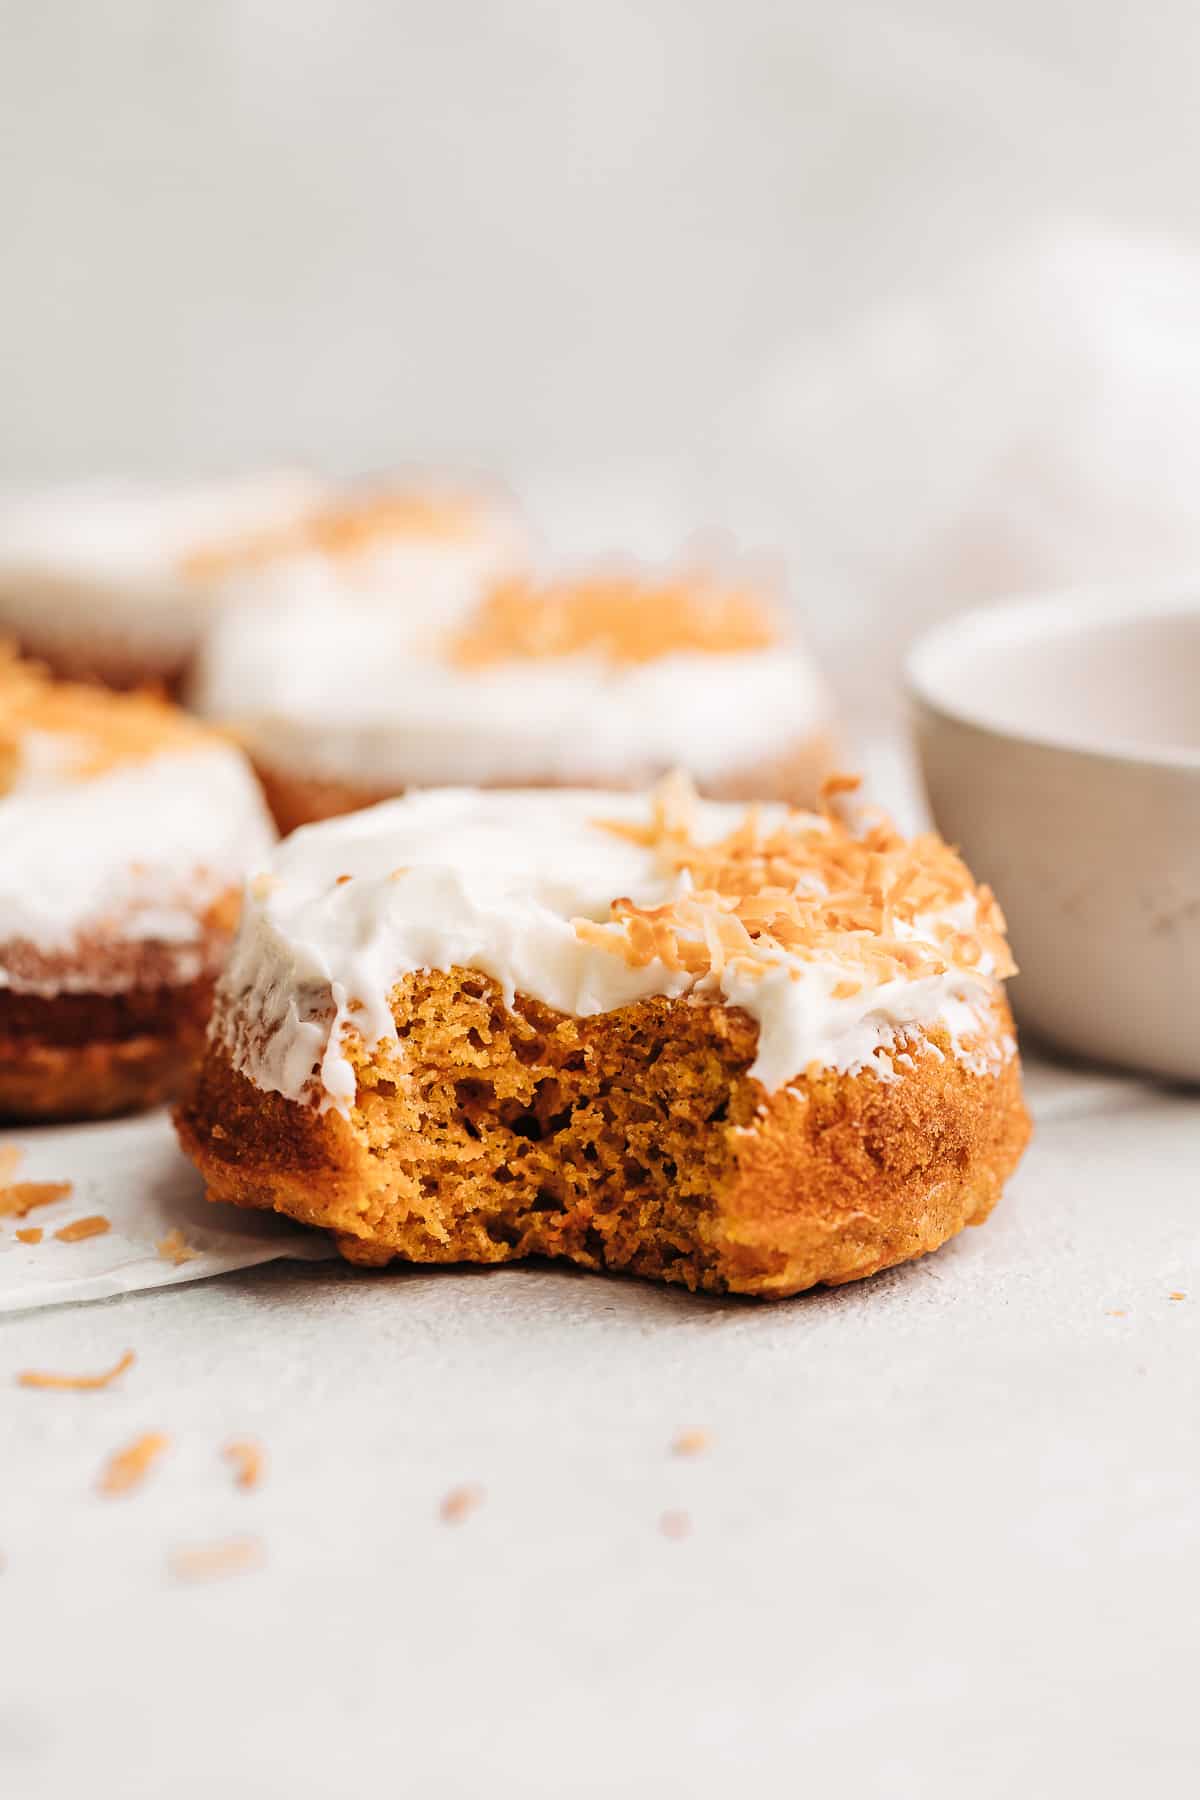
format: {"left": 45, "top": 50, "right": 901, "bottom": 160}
{"left": 53, "top": 1214, "right": 111, "bottom": 1243}
{"left": 156, "top": 1228, "right": 199, "bottom": 1267}
{"left": 0, "top": 646, "right": 208, "bottom": 777}
{"left": 223, "top": 1438, "right": 266, "bottom": 1491}
{"left": 15, "top": 1227, "right": 42, "bottom": 1245}
{"left": 179, "top": 492, "right": 472, "bottom": 582}
{"left": 574, "top": 773, "right": 1016, "bottom": 996}
{"left": 0, "top": 1180, "right": 72, "bottom": 1218}
{"left": 98, "top": 1432, "right": 170, "bottom": 1497}
{"left": 169, "top": 1535, "right": 265, "bottom": 1584}
{"left": 18, "top": 1350, "right": 135, "bottom": 1392}
{"left": 450, "top": 571, "right": 779, "bottom": 668}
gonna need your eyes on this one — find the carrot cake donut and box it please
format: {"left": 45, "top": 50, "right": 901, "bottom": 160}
{"left": 176, "top": 775, "right": 1030, "bottom": 1298}
{"left": 189, "top": 566, "right": 838, "bottom": 833}
{"left": 0, "top": 652, "right": 275, "bottom": 1119}
{"left": 0, "top": 475, "right": 525, "bottom": 691}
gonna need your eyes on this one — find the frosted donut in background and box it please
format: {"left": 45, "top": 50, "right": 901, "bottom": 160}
{"left": 0, "top": 649, "right": 275, "bottom": 1120}
{"left": 189, "top": 562, "right": 841, "bottom": 832}
{"left": 0, "top": 475, "right": 528, "bottom": 691}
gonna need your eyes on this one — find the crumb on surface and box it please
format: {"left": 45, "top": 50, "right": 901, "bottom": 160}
{"left": 223, "top": 1439, "right": 266, "bottom": 1491}
{"left": 1169, "top": 1291, "right": 1186, "bottom": 1302}
{"left": 439, "top": 1483, "right": 484, "bottom": 1524}
{"left": 0, "top": 1180, "right": 73, "bottom": 1219}
{"left": 156, "top": 1228, "right": 198, "bottom": 1266}
{"left": 660, "top": 1510, "right": 692, "bottom": 1541}
{"left": 15, "top": 1226, "right": 42, "bottom": 1244}
{"left": 18, "top": 1349, "right": 135, "bottom": 1391}
{"left": 1106, "top": 1309, "right": 1128, "bottom": 1318}
{"left": 98, "top": 1431, "right": 170, "bottom": 1497}
{"left": 168, "top": 1536, "right": 265, "bottom": 1584}
{"left": 53, "top": 1214, "right": 111, "bottom": 1243}
{"left": 672, "top": 1428, "right": 712, "bottom": 1458}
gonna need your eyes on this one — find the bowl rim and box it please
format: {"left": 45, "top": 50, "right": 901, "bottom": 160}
{"left": 905, "top": 583, "right": 1200, "bottom": 772}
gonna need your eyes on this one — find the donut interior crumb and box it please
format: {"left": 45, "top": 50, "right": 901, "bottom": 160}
{"left": 223, "top": 1438, "right": 265, "bottom": 1491}
{"left": 168, "top": 1535, "right": 265, "bottom": 1583}
{"left": 98, "top": 1431, "right": 170, "bottom": 1497}
{"left": 53, "top": 1214, "right": 111, "bottom": 1243}
{"left": 0, "top": 1180, "right": 73, "bottom": 1218}
{"left": 156, "top": 1228, "right": 199, "bottom": 1266}
{"left": 18, "top": 1349, "right": 135, "bottom": 1391}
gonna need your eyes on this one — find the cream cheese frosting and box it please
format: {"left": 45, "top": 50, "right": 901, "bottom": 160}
{"left": 214, "top": 785, "right": 1014, "bottom": 1114}
{"left": 0, "top": 477, "right": 526, "bottom": 679}
{"left": 190, "top": 596, "right": 833, "bottom": 789}
{"left": 0, "top": 726, "right": 275, "bottom": 994}
{"left": 0, "top": 473, "right": 324, "bottom": 675}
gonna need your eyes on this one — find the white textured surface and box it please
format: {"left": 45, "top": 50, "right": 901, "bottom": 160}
{"left": 0, "top": 1074, "right": 1196, "bottom": 1798}
{"left": 0, "top": 1111, "right": 332, "bottom": 1314}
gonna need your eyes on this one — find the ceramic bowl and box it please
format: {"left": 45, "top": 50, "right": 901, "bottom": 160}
{"left": 907, "top": 588, "right": 1200, "bottom": 1082}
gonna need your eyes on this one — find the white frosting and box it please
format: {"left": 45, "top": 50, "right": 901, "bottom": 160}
{"left": 0, "top": 474, "right": 323, "bottom": 674}
{"left": 207, "top": 505, "right": 528, "bottom": 644}
{"left": 190, "top": 597, "right": 833, "bottom": 788}
{"left": 0, "top": 477, "right": 525, "bottom": 677}
{"left": 0, "top": 737, "right": 276, "bottom": 992}
{"left": 215, "top": 788, "right": 1010, "bottom": 1114}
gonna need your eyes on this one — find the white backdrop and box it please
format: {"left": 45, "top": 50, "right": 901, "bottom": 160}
{"left": 5, "top": 1, "right": 1200, "bottom": 710}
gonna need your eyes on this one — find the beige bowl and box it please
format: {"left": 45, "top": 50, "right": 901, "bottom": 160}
{"left": 907, "top": 588, "right": 1200, "bottom": 1082}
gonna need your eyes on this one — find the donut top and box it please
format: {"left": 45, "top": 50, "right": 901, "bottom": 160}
{"left": 0, "top": 473, "right": 321, "bottom": 598}
{"left": 446, "top": 570, "right": 780, "bottom": 666}
{"left": 191, "top": 565, "right": 831, "bottom": 789}
{"left": 180, "top": 490, "right": 497, "bottom": 582}
{"left": 215, "top": 776, "right": 1016, "bottom": 1113}
{"left": 0, "top": 476, "right": 526, "bottom": 676}
{"left": 0, "top": 654, "right": 275, "bottom": 981}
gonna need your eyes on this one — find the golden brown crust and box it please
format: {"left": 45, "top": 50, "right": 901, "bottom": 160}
{"left": 0, "top": 881, "right": 245, "bottom": 1121}
{"left": 250, "top": 730, "right": 840, "bottom": 837}
{"left": 0, "top": 634, "right": 187, "bottom": 695}
{"left": 175, "top": 970, "right": 1029, "bottom": 1299}
{"left": 0, "top": 972, "right": 217, "bottom": 1120}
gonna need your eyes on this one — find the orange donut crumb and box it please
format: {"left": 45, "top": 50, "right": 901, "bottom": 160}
{"left": 223, "top": 1439, "right": 266, "bottom": 1491}
{"left": 53, "top": 1215, "right": 111, "bottom": 1243}
{"left": 0, "top": 1180, "right": 72, "bottom": 1218}
{"left": 168, "top": 1536, "right": 265, "bottom": 1583}
{"left": 98, "top": 1432, "right": 170, "bottom": 1497}
{"left": 18, "top": 1349, "right": 135, "bottom": 1391}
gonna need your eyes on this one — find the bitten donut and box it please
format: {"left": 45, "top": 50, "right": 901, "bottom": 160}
{"left": 0, "top": 652, "right": 274, "bottom": 1119}
{"left": 0, "top": 476, "right": 525, "bottom": 691}
{"left": 190, "top": 566, "right": 838, "bottom": 833}
{"left": 176, "top": 775, "right": 1030, "bottom": 1299}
